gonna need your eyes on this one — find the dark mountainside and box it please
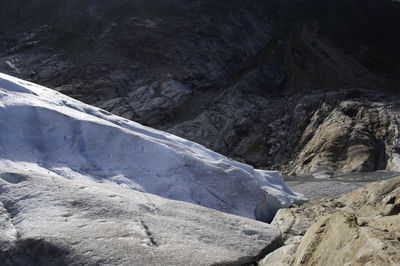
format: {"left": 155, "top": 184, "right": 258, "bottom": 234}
{"left": 1, "top": 0, "right": 400, "bottom": 175}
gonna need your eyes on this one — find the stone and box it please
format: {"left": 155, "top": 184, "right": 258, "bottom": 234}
{"left": 312, "top": 170, "right": 334, "bottom": 179}
{"left": 265, "top": 176, "right": 400, "bottom": 266}
{"left": 259, "top": 244, "right": 297, "bottom": 266}
{"left": 271, "top": 198, "right": 344, "bottom": 243}
{"left": 292, "top": 211, "right": 400, "bottom": 266}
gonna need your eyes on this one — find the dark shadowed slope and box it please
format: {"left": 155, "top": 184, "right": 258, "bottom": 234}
{"left": 1, "top": 0, "right": 399, "bottom": 175}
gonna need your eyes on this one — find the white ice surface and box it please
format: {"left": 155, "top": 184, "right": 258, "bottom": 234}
{"left": 0, "top": 167, "right": 282, "bottom": 265}
{"left": 0, "top": 73, "right": 304, "bottom": 222}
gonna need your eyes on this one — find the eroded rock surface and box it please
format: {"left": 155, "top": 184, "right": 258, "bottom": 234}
{"left": 260, "top": 176, "right": 400, "bottom": 266}
{"left": 282, "top": 93, "right": 400, "bottom": 175}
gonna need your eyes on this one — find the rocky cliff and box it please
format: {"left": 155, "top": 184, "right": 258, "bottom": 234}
{"left": 1, "top": 0, "right": 399, "bottom": 175}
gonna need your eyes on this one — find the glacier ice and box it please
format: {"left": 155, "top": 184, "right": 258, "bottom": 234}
{"left": 0, "top": 73, "right": 304, "bottom": 222}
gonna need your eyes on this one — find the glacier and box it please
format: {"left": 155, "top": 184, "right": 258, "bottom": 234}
{"left": 0, "top": 72, "right": 304, "bottom": 222}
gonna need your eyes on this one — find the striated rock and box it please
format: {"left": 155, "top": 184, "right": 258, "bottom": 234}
{"left": 98, "top": 79, "right": 192, "bottom": 125}
{"left": 284, "top": 97, "right": 400, "bottom": 175}
{"left": 262, "top": 176, "right": 400, "bottom": 266}
{"left": 271, "top": 198, "right": 344, "bottom": 245}
{"left": 292, "top": 211, "right": 400, "bottom": 266}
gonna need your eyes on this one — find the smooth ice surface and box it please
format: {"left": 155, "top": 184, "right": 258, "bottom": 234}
{"left": 0, "top": 72, "right": 304, "bottom": 221}
{"left": 0, "top": 167, "right": 282, "bottom": 265}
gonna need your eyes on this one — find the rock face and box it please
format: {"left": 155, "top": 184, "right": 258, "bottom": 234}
{"left": 172, "top": 89, "right": 400, "bottom": 175}
{"left": 260, "top": 176, "right": 400, "bottom": 265}
{"left": 0, "top": 0, "right": 399, "bottom": 175}
{"left": 0, "top": 168, "right": 282, "bottom": 265}
{"left": 279, "top": 90, "right": 400, "bottom": 175}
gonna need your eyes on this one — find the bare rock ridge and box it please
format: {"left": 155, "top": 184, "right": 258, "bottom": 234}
{"left": 0, "top": 0, "right": 400, "bottom": 175}
{"left": 260, "top": 176, "right": 400, "bottom": 265}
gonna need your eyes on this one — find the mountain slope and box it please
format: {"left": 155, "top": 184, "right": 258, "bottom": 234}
{"left": 1, "top": 0, "right": 399, "bottom": 174}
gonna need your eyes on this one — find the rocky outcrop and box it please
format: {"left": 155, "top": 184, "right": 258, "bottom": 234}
{"left": 1, "top": 0, "right": 400, "bottom": 176}
{"left": 260, "top": 176, "right": 400, "bottom": 265}
{"left": 280, "top": 90, "right": 400, "bottom": 175}
{"left": 170, "top": 89, "right": 400, "bottom": 175}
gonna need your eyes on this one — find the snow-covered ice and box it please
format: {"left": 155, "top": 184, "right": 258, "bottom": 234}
{"left": 0, "top": 167, "right": 282, "bottom": 265}
{"left": 0, "top": 72, "right": 304, "bottom": 222}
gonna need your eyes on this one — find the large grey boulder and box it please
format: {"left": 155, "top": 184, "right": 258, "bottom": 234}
{"left": 0, "top": 168, "right": 282, "bottom": 265}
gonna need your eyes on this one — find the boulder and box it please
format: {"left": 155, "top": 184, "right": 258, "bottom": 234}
{"left": 262, "top": 176, "right": 400, "bottom": 265}
{"left": 292, "top": 211, "right": 400, "bottom": 266}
